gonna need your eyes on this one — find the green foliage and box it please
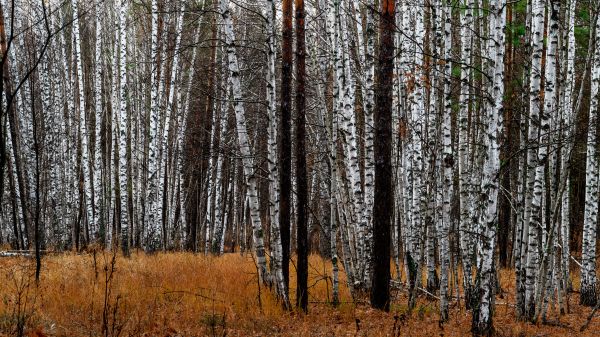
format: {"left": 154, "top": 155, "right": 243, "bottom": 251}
{"left": 514, "top": 0, "right": 527, "bottom": 14}
{"left": 473, "top": 68, "right": 484, "bottom": 81}
{"left": 452, "top": 65, "right": 462, "bottom": 78}
{"left": 578, "top": 9, "right": 590, "bottom": 22}
{"left": 452, "top": 102, "right": 460, "bottom": 114}
{"left": 575, "top": 26, "right": 589, "bottom": 42}
{"left": 507, "top": 22, "right": 526, "bottom": 47}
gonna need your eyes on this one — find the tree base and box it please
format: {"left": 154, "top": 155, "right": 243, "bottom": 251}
{"left": 580, "top": 284, "right": 597, "bottom": 307}
{"left": 426, "top": 271, "right": 439, "bottom": 296}
{"left": 471, "top": 323, "right": 495, "bottom": 337}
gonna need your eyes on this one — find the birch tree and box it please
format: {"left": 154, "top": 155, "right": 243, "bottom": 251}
{"left": 580, "top": 4, "right": 600, "bottom": 307}
{"left": 219, "top": 0, "right": 268, "bottom": 282}
{"left": 472, "top": 0, "right": 506, "bottom": 333}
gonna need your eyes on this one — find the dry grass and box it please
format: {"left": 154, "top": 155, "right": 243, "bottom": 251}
{"left": 0, "top": 252, "right": 597, "bottom": 336}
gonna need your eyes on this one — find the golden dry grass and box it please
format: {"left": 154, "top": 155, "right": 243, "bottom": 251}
{"left": 0, "top": 251, "right": 597, "bottom": 336}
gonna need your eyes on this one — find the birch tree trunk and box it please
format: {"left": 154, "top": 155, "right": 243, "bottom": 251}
{"left": 93, "top": 0, "right": 105, "bottom": 244}
{"left": 533, "top": 0, "right": 560, "bottom": 320}
{"left": 439, "top": 0, "right": 453, "bottom": 321}
{"left": 116, "top": 0, "right": 129, "bottom": 253}
{"left": 147, "top": 0, "right": 161, "bottom": 249}
{"left": 459, "top": 0, "right": 475, "bottom": 310}
{"left": 408, "top": 1, "right": 427, "bottom": 310}
{"left": 362, "top": 2, "right": 375, "bottom": 278}
{"left": 263, "top": 0, "right": 288, "bottom": 307}
{"left": 522, "top": 0, "right": 545, "bottom": 320}
{"left": 71, "top": 0, "right": 92, "bottom": 248}
{"left": 559, "top": 0, "right": 578, "bottom": 311}
{"left": 580, "top": 5, "right": 600, "bottom": 307}
{"left": 220, "top": 0, "right": 268, "bottom": 283}
{"left": 472, "top": 1, "right": 506, "bottom": 334}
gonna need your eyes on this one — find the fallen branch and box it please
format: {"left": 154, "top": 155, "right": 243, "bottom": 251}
{"left": 580, "top": 301, "right": 600, "bottom": 332}
{"left": 0, "top": 251, "right": 32, "bottom": 257}
{"left": 542, "top": 320, "right": 573, "bottom": 330}
{"left": 163, "top": 290, "right": 224, "bottom": 303}
{"left": 0, "top": 250, "right": 57, "bottom": 257}
{"left": 0, "top": 250, "right": 42, "bottom": 257}
{"left": 418, "top": 287, "right": 441, "bottom": 300}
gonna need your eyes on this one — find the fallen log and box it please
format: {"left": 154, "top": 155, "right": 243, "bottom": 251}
{"left": 0, "top": 250, "right": 52, "bottom": 257}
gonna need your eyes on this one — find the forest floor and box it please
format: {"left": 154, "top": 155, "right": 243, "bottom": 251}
{"left": 0, "top": 251, "right": 597, "bottom": 336}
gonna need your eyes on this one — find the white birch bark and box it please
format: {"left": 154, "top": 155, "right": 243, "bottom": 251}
{"left": 534, "top": 0, "right": 560, "bottom": 316}
{"left": 581, "top": 5, "right": 600, "bottom": 306}
{"left": 439, "top": 0, "right": 453, "bottom": 321}
{"left": 559, "top": 0, "right": 577, "bottom": 306}
{"left": 398, "top": 1, "right": 414, "bottom": 282}
{"left": 264, "top": 0, "right": 288, "bottom": 306}
{"left": 94, "top": 0, "right": 104, "bottom": 242}
{"left": 331, "top": 0, "right": 357, "bottom": 288}
{"left": 211, "top": 89, "right": 228, "bottom": 253}
{"left": 176, "top": 0, "right": 206, "bottom": 249}
{"left": 147, "top": 0, "right": 161, "bottom": 248}
{"left": 325, "top": 0, "right": 341, "bottom": 304}
{"left": 362, "top": 0, "right": 375, "bottom": 287}
{"left": 116, "top": 0, "right": 129, "bottom": 251}
{"left": 524, "top": 0, "right": 545, "bottom": 318}
{"left": 458, "top": 0, "right": 475, "bottom": 307}
{"left": 160, "top": 1, "right": 186, "bottom": 245}
{"left": 425, "top": 0, "right": 442, "bottom": 295}
{"left": 338, "top": 1, "right": 366, "bottom": 287}
{"left": 71, "top": 0, "right": 93, "bottom": 242}
{"left": 206, "top": 54, "right": 228, "bottom": 254}
{"left": 474, "top": 0, "right": 506, "bottom": 331}
{"left": 410, "top": 0, "right": 426, "bottom": 285}
{"left": 220, "top": 0, "right": 268, "bottom": 282}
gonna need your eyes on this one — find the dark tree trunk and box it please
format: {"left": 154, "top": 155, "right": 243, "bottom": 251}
{"left": 29, "top": 66, "right": 41, "bottom": 281}
{"left": 498, "top": 2, "right": 513, "bottom": 268}
{"left": 295, "top": 0, "right": 308, "bottom": 313}
{"left": 0, "top": 1, "right": 6, "bottom": 212}
{"left": 1, "top": 1, "right": 34, "bottom": 249}
{"left": 370, "top": 0, "right": 394, "bottom": 312}
{"left": 280, "top": 0, "right": 293, "bottom": 294}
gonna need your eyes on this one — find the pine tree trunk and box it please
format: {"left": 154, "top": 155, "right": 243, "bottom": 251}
{"left": 279, "top": 0, "right": 293, "bottom": 292}
{"left": 370, "top": 0, "right": 394, "bottom": 312}
{"left": 295, "top": 0, "right": 308, "bottom": 312}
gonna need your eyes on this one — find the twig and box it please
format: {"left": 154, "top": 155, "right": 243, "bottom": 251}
{"left": 163, "top": 290, "right": 224, "bottom": 303}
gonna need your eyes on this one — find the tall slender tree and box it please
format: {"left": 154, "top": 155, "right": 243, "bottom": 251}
{"left": 472, "top": 0, "right": 506, "bottom": 334}
{"left": 219, "top": 0, "right": 269, "bottom": 282}
{"left": 580, "top": 2, "right": 600, "bottom": 307}
{"left": 370, "top": 0, "right": 394, "bottom": 312}
{"left": 280, "top": 0, "right": 293, "bottom": 293}
{"left": 295, "top": 0, "right": 308, "bottom": 313}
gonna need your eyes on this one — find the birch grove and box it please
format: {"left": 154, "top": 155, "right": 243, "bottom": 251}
{"left": 1, "top": 0, "right": 600, "bottom": 334}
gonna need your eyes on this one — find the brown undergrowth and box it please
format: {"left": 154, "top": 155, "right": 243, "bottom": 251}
{"left": 0, "top": 251, "right": 597, "bottom": 336}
